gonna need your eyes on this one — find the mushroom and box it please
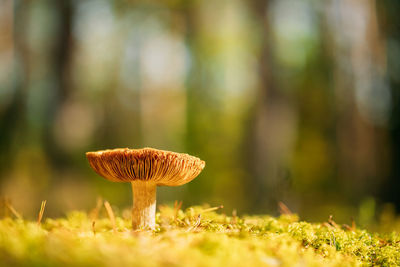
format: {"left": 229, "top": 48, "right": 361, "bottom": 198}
{"left": 86, "top": 147, "right": 205, "bottom": 230}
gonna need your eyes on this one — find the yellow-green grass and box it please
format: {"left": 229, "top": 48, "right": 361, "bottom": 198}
{"left": 0, "top": 205, "right": 399, "bottom": 266}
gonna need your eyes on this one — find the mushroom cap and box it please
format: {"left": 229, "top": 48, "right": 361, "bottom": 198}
{"left": 86, "top": 148, "right": 205, "bottom": 186}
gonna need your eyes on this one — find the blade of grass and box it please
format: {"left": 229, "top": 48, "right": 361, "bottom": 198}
{"left": 278, "top": 201, "right": 293, "bottom": 215}
{"left": 174, "top": 200, "right": 183, "bottom": 220}
{"left": 5, "top": 200, "right": 22, "bottom": 220}
{"left": 104, "top": 201, "right": 116, "bottom": 233}
{"left": 92, "top": 221, "right": 96, "bottom": 235}
{"left": 200, "top": 205, "right": 223, "bottom": 214}
{"left": 89, "top": 197, "right": 103, "bottom": 221}
{"left": 232, "top": 209, "right": 237, "bottom": 224}
{"left": 186, "top": 214, "right": 201, "bottom": 232}
{"left": 37, "top": 200, "right": 47, "bottom": 225}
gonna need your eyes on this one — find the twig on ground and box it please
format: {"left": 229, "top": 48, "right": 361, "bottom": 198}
{"left": 323, "top": 222, "right": 334, "bottom": 229}
{"left": 328, "top": 215, "right": 340, "bottom": 229}
{"left": 343, "top": 217, "right": 357, "bottom": 231}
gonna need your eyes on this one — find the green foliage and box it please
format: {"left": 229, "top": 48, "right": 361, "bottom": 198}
{"left": 0, "top": 205, "right": 399, "bottom": 266}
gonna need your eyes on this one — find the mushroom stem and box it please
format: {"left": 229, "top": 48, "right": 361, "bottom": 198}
{"left": 131, "top": 181, "right": 157, "bottom": 230}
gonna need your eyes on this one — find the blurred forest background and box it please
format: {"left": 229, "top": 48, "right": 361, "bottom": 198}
{"left": 1, "top": 0, "right": 400, "bottom": 227}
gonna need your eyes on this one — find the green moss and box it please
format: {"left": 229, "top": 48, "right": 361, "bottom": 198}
{"left": 0, "top": 205, "right": 399, "bottom": 266}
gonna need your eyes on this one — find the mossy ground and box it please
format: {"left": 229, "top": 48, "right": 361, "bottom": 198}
{"left": 0, "top": 204, "right": 399, "bottom": 267}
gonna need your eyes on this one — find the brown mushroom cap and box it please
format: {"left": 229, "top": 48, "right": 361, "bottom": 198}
{"left": 86, "top": 148, "right": 205, "bottom": 186}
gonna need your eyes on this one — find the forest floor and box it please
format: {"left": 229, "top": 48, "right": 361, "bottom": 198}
{"left": 0, "top": 203, "right": 399, "bottom": 267}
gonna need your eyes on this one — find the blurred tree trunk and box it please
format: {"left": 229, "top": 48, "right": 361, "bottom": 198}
{"left": 0, "top": 0, "right": 30, "bottom": 173}
{"left": 325, "top": 0, "right": 389, "bottom": 201}
{"left": 246, "top": 0, "right": 293, "bottom": 212}
{"left": 183, "top": 1, "right": 212, "bottom": 204}
{"left": 182, "top": 1, "right": 239, "bottom": 207}
{"left": 43, "top": 0, "right": 73, "bottom": 162}
{"left": 378, "top": 0, "right": 400, "bottom": 210}
{"left": 0, "top": 0, "right": 73, "bottom": 175}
